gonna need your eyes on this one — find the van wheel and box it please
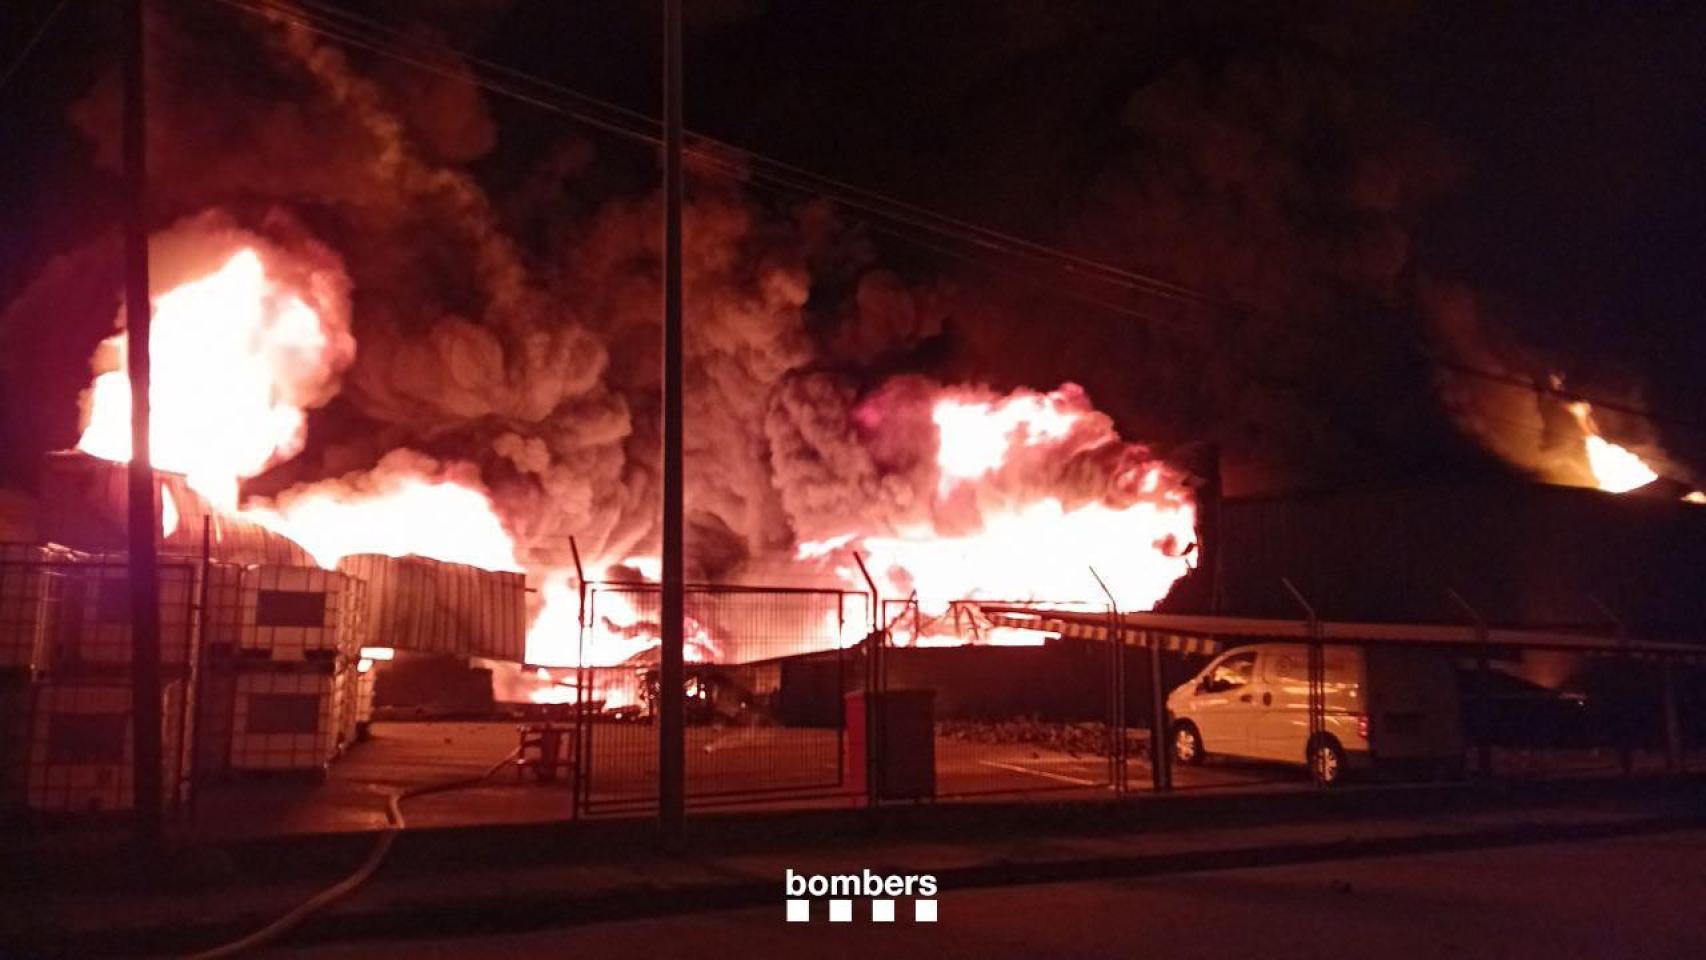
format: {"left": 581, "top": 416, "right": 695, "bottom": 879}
{"left": 1172, "top": 722, "right": 1205, "bottom": 766}
{"left": 1308, "top": 735, "right": 1345, "bottom": 785}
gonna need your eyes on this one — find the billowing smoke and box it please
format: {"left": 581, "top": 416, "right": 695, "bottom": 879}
{"left": 19, "top": 0, "right": 1674, "bottom": 631}
{"left": 1424, "top": 283, "right": 1687, "bottom": 493}
{"left": 8, "top": 4, "right": 936, "bottom": 589}
{"left": 768, "top": 377, "right": 1196, "bottom": 610}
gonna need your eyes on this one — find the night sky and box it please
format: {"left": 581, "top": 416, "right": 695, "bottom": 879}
{"left": 3, "top": 0, "right": 1704, "bottom": 494}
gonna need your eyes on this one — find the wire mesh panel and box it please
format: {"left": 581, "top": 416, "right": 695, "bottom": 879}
{"left": 1468, "top": 650, "right": 1681, "bottom": 780}
{"left": 228, "top": 663, "right": 346, "bottom": 775}
{"left": 577, "top": 584, "right": 858, "bottom": 814}
{"left": 20, "top": 678, "right": 190, "bottom": 816}
{"left": 234, "top": 566, "right": 356, "bottom": 663}
{"left": 874, "top": 598, "right": 1120, "bottom": 801}
{"left": 0, "top": 545, "right": 62, "bottom": 671}
{"left": 0, "top": 670, "right": 32, "bottom": 819}
{"left": 41, "top": 558, "right": 202, "bottom": 673}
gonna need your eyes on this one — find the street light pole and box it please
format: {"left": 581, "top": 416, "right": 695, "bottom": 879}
{"left": 123, "top": 0, "right": 165, "bottom": 843}
{"left": 657, "top": 0, "right": 686, "bottom": 848}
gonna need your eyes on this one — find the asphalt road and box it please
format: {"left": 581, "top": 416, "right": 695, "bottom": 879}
{"left": 271, "top": 829, "right": 1706, "bottom": 959}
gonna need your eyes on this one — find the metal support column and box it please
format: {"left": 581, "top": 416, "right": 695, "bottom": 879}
{"left": 123, "top": 0, "right": 165, "bottom": 843}
{"left": 1449, "top": 589, "right": 1493, "bottom": 778}
{"left": 569, "top": 536, "right": 588, "bottom": 819}
{"left": 852, "top": 553, "right": 881, "bottom": 809}
{"left": 1591, "top": 597, "right": 1634, "bottom": 777}
{"left": 1282, "top": 579, "right": 1326, "bottom": 787}
{"left": 657, "top": 0, "right": 686, "bottom": 848}
{"left": 1662, "top": 659, "right": 1683, "bottom": 773}
{"left": 1148, "top": 632, "right": 1169, "bottom": 793}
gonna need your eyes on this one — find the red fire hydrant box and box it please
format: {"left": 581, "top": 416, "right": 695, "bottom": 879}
{"left": 844, "top": 689, "right": 936, "bottom": 801}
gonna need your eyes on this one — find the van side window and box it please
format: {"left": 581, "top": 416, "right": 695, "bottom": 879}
{"left": 1205, "top": 652, "right": 1256, "bottom": 692}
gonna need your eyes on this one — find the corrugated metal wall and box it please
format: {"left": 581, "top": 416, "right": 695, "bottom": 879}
{"left": 337, "top": 554, "right": 526, "bottom": 661}
{"left": 38, "top": 452, "right": 313, "bottom": 567}
{"left": 1212, "top": 482, "right": 1706, "bottom": 633}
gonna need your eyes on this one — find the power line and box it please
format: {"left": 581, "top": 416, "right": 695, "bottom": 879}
{"left": 200, "top": 0, "right": 1706, "bottom": 437}
{"left": 0, "top": 0, "right": 74, "bottom": 94}
{"left": 217, "top": 0, "right": 1227, "bottom": 312}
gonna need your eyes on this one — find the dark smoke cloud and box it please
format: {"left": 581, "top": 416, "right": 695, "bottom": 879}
{"left": 8, "top": 0, "right": 1683, "bottom": 592}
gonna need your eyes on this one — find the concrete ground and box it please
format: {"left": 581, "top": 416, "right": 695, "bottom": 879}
{"left": 270, "top": 828, "right": 1706, "bottom": 960}
{"left": 187, "top": 720, "right": 1308, "bottom": 837}
{"left": 185, "top": 720, "right": 1695, "bottom": 839}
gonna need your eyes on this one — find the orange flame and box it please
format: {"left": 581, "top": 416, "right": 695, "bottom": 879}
{"left": 160, "top": 483, "right": 179, "bottom": 537}
{"left": 1568, "top": 401, "right": 1657, "bottom": 493}
{"left": 75, "top": 237, "right": 1195, "bottom": 678}
{"left": 933, "top": 391, "right": 1077, "bottom": 491}
{"left": 244, "top": 470, "right": 520, "bottom": 571}
{"left": 77, "top": 249, "right": 348, "bottom": 509}
{"left": 803, "top": 385, "right": 1196, "bottom": 636}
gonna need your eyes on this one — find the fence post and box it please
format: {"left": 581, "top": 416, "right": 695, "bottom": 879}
{"left": 1662, "top": 658, "right": 1683, "bottom": 773}
{"left": 1148, "top": 632, "right": 1169, "bottom": 792}
{"left": 1590, "top": 596, "right": 1634, "bottom": 777}
{"left": 1448, "top": 589, "right": 1493, "bottom": 779}
{"left": 1089, "top": 568, "right": 1142, "bottom": 794}
{"left": 852, "top": 552, "right": 882, "bottom": 810}
{"left": 1281, "top": 578, "right": 1326, "bottom": 788}
{"left": 1103, "top": 602, "right": 1120, "bottom": 791}
{"left": 188, "top": 517, "right": 213, "bottom": 820}
{"left": 569, "top": 537, "right": 587, "bottom": 819}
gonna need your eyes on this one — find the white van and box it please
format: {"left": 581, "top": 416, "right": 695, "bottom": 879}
{"left": 1166, "top": 642, "right": 1463, "bottom": 784}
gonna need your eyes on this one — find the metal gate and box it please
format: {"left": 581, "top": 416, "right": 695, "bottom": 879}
{"left": 575, "top": 583, "right": 866, "bottom": 815}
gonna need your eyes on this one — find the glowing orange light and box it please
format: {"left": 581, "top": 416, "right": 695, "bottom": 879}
{"left": 1569, "top": 401, "right": 1657, "bottom": 493}
{"left": 245, "top": 473, "right": 520, "bottom": 571}
{"left": 160, "top": 484, "right": 179, "bottom": 538}
{"left": 802, "top": 386, "right": 1197, "bottom": 640}
{"left": 77, "top": 249, "right": 347, "bottom": 509}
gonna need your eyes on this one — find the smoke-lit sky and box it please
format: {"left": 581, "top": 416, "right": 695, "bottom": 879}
{"left": 3, "top": 0, "right": 1704, "bottom": 501}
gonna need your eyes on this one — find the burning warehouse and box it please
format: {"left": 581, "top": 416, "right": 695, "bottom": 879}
{"left": 0, "top": 0, "right": 1702, "bottom": 837}
{"left": 5, "top": 2, "right": 1706, "bottom": 955}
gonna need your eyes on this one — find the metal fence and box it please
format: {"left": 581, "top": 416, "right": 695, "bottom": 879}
{"left": 575, "top": 583, "right": 868, "bottom": 815}
{"left": 6, "top": 532, "right": 1702, "bottom": 834}
{"left": 871, "top": 597, "right": 1124, "bottom": 800}
{"left": 0, "top": 549, "right": 201, "bottom": 820}
{"left": 1007, "top": 609, "right": 1706, "bottom": 797}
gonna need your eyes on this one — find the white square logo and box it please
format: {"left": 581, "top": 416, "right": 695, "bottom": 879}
{"left": 786, "top": 899, "right": 810, "bottom": 923}
{"left": 829, "top": 899, "right": 853, "bottom": 922}
{"left": 871, "top": 899, "right": 895, "bottom": 922}
{"left": 915, "top": 899, "right": 938, "bottom": 922}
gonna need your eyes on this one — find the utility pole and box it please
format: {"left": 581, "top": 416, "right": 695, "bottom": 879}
{"left": 123, "top": 0, "right": 165, "bottom": 842}
{"left": 657, "top": 0, "right": 686, "bottom": 848}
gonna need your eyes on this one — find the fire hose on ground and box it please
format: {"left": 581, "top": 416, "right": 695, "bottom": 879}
{"left": 182, "top": 748, "right": 522, "bottom": 960}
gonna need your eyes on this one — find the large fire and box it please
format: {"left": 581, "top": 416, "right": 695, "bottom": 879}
{"left": 802, "top": 386, "right": 1197, "bottom": 643}
{"left": 75, "top": 232, "right": 1197, "bottom": 687}
{"left": 1568, "top": 400, "right": 1657, "bottom": 494}
{"left": 78, "top": 249, "right": 352, "bottom": 510}
{"left": 242, "top": 458, "right": 521, "bottom": 572}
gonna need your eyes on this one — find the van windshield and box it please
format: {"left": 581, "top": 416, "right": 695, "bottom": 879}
{"left": 1204, "top": 652, "right": 1255, "bottom": 692}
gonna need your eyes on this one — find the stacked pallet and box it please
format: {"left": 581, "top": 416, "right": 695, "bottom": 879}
{"left": 0, "top": 546, "right": 201, "bottom": 815}
{"left": 189, "top": 563, "right": 244, "bottom": 782}
{"left": 198, "top": 565, "right": 364, "bottom": 778}
{"left": 228, "top": 668, "right": 346, "bottom": 775}
{"left": 22, "top": 680, "right": 188, "bottom": 814}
